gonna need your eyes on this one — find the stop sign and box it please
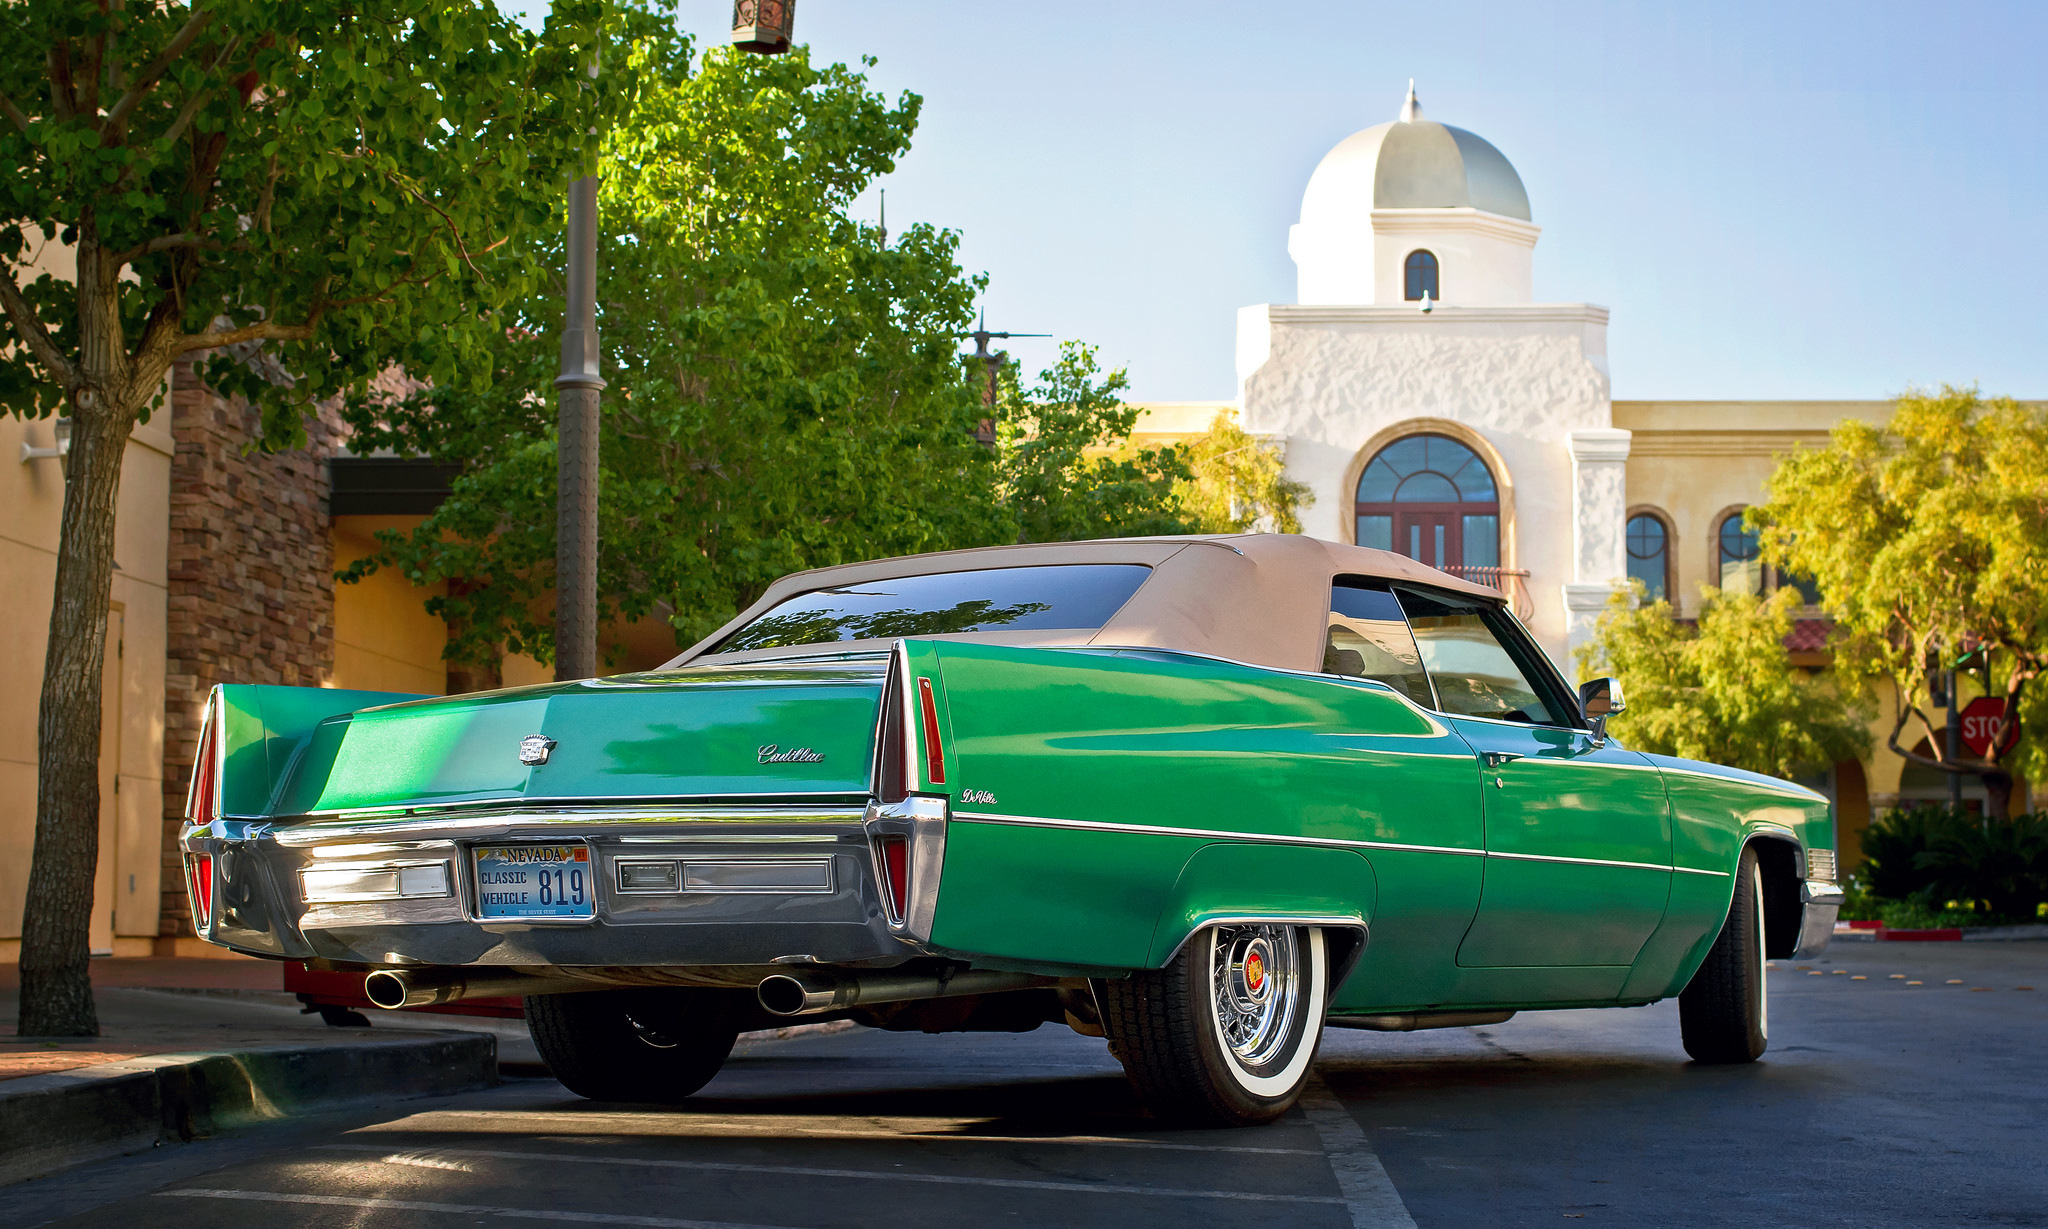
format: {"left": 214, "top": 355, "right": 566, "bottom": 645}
{"left": 1959, "top": 696, "right": 2010, "bottom": 758}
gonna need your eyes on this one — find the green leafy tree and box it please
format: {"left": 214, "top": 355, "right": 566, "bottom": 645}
{"left": 346, "top": 36, "right": 1001, "bottom": 667}
{"left": 0, "top": 1, "right": 601, "bottom": 1036}
{"left": 1752, "top": 386, "right": 2048, "bottom": 817}
{"left": 1577, "top": 585, "right": 1870, "bottom": 779}
{"left": 992, "top": 341, "right": 1194, "bottom": 543}
{"left": 1173, "top": 409, "right": 1310, "bottom": 534}
{"left": 348, "top": 33, "right": 1203, "bottom": 674}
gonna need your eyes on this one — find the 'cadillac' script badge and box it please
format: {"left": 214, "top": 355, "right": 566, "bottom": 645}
{"left": 758, "top": 745, "right": 825, "bottom": 764}
{"left": 518, "top": 734, "right": 557, "bottom": 766}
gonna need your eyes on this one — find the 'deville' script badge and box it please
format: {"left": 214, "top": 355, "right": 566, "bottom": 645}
{"left": 758, "top": 745, "right": 825, "bottom": 764}
{"left": 518, "top": 734, "right": 557, "bottom": 766}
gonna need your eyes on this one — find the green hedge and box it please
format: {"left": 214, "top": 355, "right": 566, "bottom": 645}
{"left": 1850, "top": 807, "right": 2048, "bottom": 925}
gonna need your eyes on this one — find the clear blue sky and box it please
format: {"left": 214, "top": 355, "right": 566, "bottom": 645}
{"left": 523, "top": 1, "right": 2047, "bottom": 404}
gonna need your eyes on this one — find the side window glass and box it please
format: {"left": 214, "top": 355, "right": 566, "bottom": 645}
{"left": 1326, "top": 583, "right": 1436, "bottom": 708}
{"left": 1393, "top": 589, "right": 1572, "bottom": 726}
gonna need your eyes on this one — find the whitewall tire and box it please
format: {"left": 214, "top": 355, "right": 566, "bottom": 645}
{"left": 1101, "top": 924, "right": 1329, "bottom": 1126}
{"left": 1679, "top": 845, "right": 1770, "bottom": 1064}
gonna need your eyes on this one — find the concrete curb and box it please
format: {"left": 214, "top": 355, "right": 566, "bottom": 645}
{"left": 0, "top": 1030, "right": 495, "bottom": 1187}
{"left": 1961, "top": 923, "right": 2048, "bottom": 942}
{"left": 1834, "top": 923, "right": 2048, "bottom": 943}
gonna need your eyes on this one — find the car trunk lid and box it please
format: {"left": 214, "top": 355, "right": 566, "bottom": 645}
{"left": 271, "top": 656, "right": 886, "bottom": 817}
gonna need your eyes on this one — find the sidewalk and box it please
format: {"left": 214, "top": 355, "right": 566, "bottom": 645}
{"left": 0, "top": 957, "right": 497, "bottom": 1185}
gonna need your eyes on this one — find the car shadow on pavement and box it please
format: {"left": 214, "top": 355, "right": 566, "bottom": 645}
{"left": 1313, "top": 1050, "right": 1843, "bottom": 1112}
{"left": 517, "top": 1073, "right": 1160, "bottom": 1133}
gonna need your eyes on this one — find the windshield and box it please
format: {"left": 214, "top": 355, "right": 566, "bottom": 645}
{"left": 713, "top": 564, "right": 1153, "bottom": 653}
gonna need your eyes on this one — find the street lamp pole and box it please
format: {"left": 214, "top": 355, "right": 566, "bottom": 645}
{"left": 553, "top": 4, "right": 795, "bottom": 684}
{"left": 554, "top": 166, "right": 604, "bottom": 683}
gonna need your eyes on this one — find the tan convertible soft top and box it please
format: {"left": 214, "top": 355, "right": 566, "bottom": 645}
{"left": 668, "top": 533, "right": 1504, "bottom": 675}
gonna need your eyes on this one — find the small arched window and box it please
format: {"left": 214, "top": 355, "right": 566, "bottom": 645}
{"left": 1717, "top": 513, "right": 1765, "bottom": 595}
{"left": 1625, "top": 513, "right": 1670, "bottom": 602}
{"left": 1404, "top": 250, "right": 1439, "bottom": 302}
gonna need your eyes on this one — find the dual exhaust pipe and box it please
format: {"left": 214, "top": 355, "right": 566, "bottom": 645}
{"left": 364, "top": 965, "right": 1047, "bottom": 1015}
{"left": 754, "top": 968, "right": 1043, "bottom": 1017}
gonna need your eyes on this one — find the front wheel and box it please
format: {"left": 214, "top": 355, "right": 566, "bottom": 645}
{"left": 1679, "top": 845, "right": 1769, "bottom": 1063}
{"left": 526, "top": 988, "right": 739, "bottom": 1102}
{"left": 1100, "top": 924, "right": 1328, "bottom": 1126}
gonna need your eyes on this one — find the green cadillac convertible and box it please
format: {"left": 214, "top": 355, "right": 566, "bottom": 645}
{"left": 180, "top": 534, "right": 1841, "bottom": 1126}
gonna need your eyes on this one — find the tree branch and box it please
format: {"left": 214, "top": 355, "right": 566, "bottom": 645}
{"left": 173, "top": 317, "right": 316, "bottom": 354}
{"left": 109, "top": 231, "right": 214, "bottom": 268}
{"left": 387, "top": 172, "right": 503, "bottom": 280}
{"left": 252, "top": 152, "right": 281, "bottom": 232}
{"left": 155, "top": 81, "right": 216, "bottom": 151}
{"left": 0, "top": 89, "right": 30, "bottom": 137}
{"left": 0, "top": 268, "right": 79, "bottom": 388}
{"left": 100, "top": 6, "right": 214, "bottom": 137}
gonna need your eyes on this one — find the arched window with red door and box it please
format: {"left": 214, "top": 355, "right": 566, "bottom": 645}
{"left": 1355, "top": 434, "right": 1499, "bottom": 574}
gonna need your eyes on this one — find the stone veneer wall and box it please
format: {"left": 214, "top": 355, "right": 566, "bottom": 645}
{"left": 157, "top": 359, "right": 346, "bottom": 945}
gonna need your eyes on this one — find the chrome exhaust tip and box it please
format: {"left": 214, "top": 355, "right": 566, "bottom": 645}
{"left": 757, "top": 971, "right": 854, "bottom": 1016}
{"left": 364, "top": 969, "right": 435, "bottom": 1010}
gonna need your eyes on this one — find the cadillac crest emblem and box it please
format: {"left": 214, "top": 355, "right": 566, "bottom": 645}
{"left": 518, "top": 734, "right": 557, "bottom": 766}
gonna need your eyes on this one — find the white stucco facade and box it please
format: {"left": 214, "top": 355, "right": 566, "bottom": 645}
{"left": 1238, "top": 304, "right": 1616, "bottom": 663}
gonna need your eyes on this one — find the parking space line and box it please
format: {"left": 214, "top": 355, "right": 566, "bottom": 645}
{"left": 159, "top": 1188, "right": 794, "bottom": 1228}
{"left": 317, "top": 1142, "right": 1346, "bottom": 1204}
{"left": 392, "top": 1110, "right": 1322, "bottom": 1155}
{"left": 1301, "top": 1073, "right": 1419, "bottom": 1229}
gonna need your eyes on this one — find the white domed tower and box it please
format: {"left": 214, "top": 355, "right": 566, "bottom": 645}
{"left": 1289, "top": 84, "right": 1539, "bottom": 306}
{"left": 1238, "top": 83, "right": 1624, "bottom": 669}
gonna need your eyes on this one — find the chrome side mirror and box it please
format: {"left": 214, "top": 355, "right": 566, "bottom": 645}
{"left": 1579, "top": 676, "right": 1626, "bottom": 746}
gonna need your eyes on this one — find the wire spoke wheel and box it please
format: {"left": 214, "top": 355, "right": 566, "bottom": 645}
{"left": 1100, "top": 923, "right": 1329, "bottom": 1127}
{"left": 1210, "top": 925, "right": 1302, "bottom": 1069}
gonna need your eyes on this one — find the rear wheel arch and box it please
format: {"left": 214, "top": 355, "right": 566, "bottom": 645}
{"left": 1145, "top": 842, "right": 1374, "bottom": 983}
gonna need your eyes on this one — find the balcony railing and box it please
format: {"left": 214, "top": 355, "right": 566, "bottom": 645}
{"left": 1443, "top": 566, "right": 1534, "bottom": 622}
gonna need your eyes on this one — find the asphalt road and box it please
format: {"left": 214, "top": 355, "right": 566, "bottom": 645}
{"left": 7, "top": 940, "right": 2044, "bottom": 1229}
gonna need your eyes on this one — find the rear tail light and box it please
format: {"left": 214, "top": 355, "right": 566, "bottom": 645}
{"left": 185, "top": 701, "right": 219, "bottom": 824}
{"left": 187, "top": 854, "right": 214, "bottom": 929}
{"left": 916, "top": 677, "right": 946, "bottom": 785}
{"left": 875, "top": 834, "right": 909, "bottom": 921}
{"left": 184, "top": 695, "right": 222, "bottom": 930}
{"left": 874, "top": 658, "right": 909, "bottom": 804}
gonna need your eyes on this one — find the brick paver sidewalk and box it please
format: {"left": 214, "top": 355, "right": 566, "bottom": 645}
{"left": 0, "top": 956, "right": 303, "bottom": 1081}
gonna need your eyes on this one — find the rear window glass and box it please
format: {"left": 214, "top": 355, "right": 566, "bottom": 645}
{"left": 1326, "top": 583, "right": 1435, "bottom": 708}
{"left": 713, "top": 564, "right": 1152, "bottom": 653}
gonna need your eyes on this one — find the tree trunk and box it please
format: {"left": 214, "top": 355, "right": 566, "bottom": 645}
{"left": 1980, "top": 771, "right": 2014, "bottom": 823}
{"left": 17, "top": 400, "right": 129, "bottom": 1037}
{"left": 17, "top": 224, "right": 147, "bottom": 1037}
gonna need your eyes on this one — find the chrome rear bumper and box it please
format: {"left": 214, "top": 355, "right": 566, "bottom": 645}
{"left": 177, "top": 799, "right": 946, "bottom": 969}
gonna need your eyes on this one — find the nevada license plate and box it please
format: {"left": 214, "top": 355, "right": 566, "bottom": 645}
{"left": 473, "top": 844, "right": 595, "bottom": 920}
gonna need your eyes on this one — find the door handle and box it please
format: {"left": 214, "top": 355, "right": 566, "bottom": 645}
{"left": 1481, "top": 751, "right": 1524, "bottom": 769}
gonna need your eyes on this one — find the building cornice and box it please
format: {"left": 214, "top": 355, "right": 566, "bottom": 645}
{"left": 1367, "top": 207, "right": 1542, "bottom": 247}
{"left": 1568, "top": 428, "right": 1632, "bottom": 462}
{"left": 1262, "top": 303, "right": 1609, "bottom": 326}
{"left": 1628, "top": 430, "right": 1834, "bottom": 458}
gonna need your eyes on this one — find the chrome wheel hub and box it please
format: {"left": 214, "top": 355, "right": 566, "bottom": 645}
{"left": 1212, "top": 925, "right": 1300, "bottom": 1068}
